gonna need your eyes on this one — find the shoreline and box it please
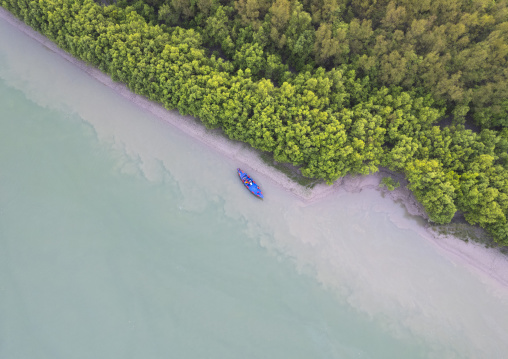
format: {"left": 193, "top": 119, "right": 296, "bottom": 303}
{"left": 2, "top": 7, "right": 508, "bottom": 289}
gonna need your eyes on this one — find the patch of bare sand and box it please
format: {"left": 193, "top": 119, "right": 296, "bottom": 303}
{"left": 2, "top": 7, "right": 508, "bottom": 289}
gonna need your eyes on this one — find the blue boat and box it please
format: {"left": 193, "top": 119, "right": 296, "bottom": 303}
{"left": 237, "top": 168, "right": 264, "bottom": 199}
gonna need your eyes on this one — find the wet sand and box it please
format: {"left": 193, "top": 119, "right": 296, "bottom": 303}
{"left": 2, "top": 7, "right": 508, "bottom": 288}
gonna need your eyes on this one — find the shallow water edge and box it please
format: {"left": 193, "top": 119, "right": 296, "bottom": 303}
{"left": 1, "top": 6, "right": 508, "bottom": 292}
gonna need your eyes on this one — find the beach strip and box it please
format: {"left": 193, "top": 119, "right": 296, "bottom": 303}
{"left": 2, "top": 6, "right": 508, "bottom": 289}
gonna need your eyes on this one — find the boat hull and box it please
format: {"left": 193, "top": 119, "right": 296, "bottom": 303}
{"left": 237, "top": 168, "right": 264, "bottom": 199}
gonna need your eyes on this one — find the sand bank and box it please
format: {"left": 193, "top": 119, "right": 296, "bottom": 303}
{"left": 2, "top": 7, "right": 508, "bottom": 288}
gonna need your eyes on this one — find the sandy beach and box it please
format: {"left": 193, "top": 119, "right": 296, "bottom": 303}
{"left": 2, "top": 6, "right": 508, "bottom": 288}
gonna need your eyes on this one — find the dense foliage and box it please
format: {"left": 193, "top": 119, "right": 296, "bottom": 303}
{"left": 116, "top": 0, "right": 508, "bottom": 129}
{"left": 2, "top": 0, "right": 508, "bottom": 244}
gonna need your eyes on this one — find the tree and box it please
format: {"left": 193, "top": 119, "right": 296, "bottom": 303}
{"left": 313, "top": 22, "right": 349, "bottom": 66}
{"left": 405, "top": 159, "right": 457, "bottom": 223}
{"left": 233, "top": 43, "right": 266, "bottom": 77}
{"left": 234, "top": 0, "right": 270, "bottom": 29}
{"left": 268, "top": 0, "right": 291, "bottom": 48}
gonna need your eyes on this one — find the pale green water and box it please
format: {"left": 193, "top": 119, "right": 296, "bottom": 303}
{"left": 2, "top": 15, "right": 508, "bottom": 359}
